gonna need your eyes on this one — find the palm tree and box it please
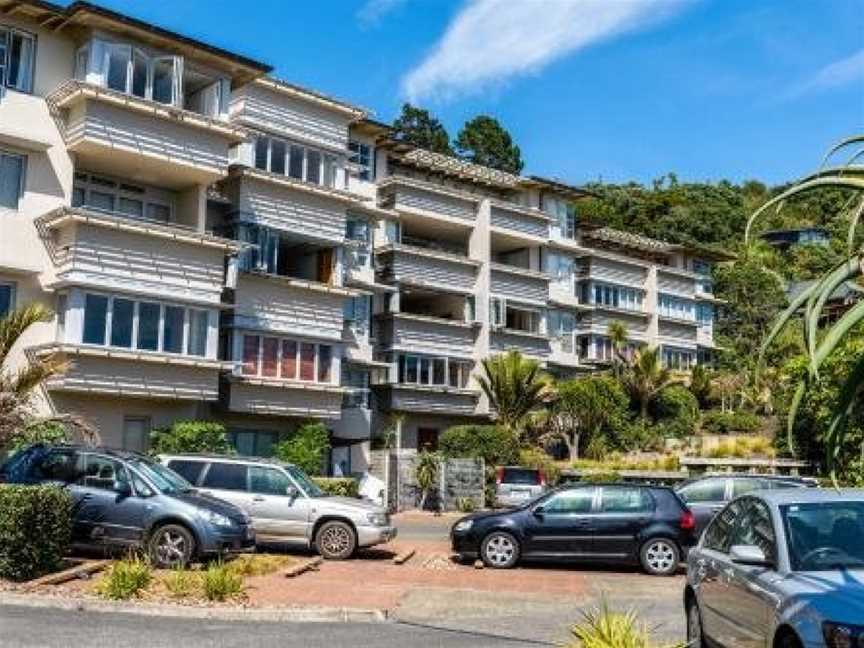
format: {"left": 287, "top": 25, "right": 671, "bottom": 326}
{"left": 607, "top": 321, "right": 630, "bottom": 378}
{"left": 620, "top": 346, "right": 680, "bottom": 421}
{"left": 478, "top": 351, "right": 551, "bottom": 435}
{"left": 751, "top": 135, "right": 864, "bottom": 477}
{"left": 0, "top": 304, "right": 94, "bottom": 448}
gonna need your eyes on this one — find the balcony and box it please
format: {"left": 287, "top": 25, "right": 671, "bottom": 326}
{"left": 582, "top": 256, "right": 647, "bottom": 289}
{"left": 33, "top": 343, "right": 223, "bottom": 401}
{"left": 489, "top": 263, "right": 550, "bottom": 306}
{"left": 224, "top": 375, "right": 345, "bottom": 419}
{"left": 489, "top": 202, "right": 550, "bottom": 242}
{"left": 548, "top": 333, "right": 582, "bottom": 368}
{"left": 489, "top": 328, "right": 551, "bottom": 359}
{"left": 378, "top": 176, "right": 479, "bottom": 224}
{"left": 657, "top": 268, "right": 697, "bottom": 297}
{"left": 47, "top": 81, "right": 247, "bottom": 188}
{"left": 376, "top": 383, "right": 480, "bottom": 416}
{"left": 659, "top": 320, "right": 698, "bottom": 346}
{"left": 376, "top": 243, "right": 479, "bottom": 294}
{"left": 578, "top": 311, "right": 650, "bottom": 341}
{"left": 377, "top": 312, "right": 478, "bottom": 358}
{"left": 36, "top": 206, "right": 238, "bottom": 305}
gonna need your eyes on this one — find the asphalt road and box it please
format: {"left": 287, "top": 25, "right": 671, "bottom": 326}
{"left": 0, "top": 605, "right": 550, "bottom": 647}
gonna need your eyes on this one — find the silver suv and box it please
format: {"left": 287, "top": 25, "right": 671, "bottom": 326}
{"left": 160, "top": 454, "right": 396, "bottom": 560}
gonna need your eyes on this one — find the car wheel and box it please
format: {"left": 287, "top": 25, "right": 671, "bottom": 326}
{"left": 640, "top": 538, "right": 679, "bottom": 576}
{"left": 148, "top": 524, "right": 195, "bottom": 568}
{"left": 481, "top": 531, "right": 520, "bottom": 569}
{"left": 686, "top": 598, "right": 705, "bottom": 648}
{"left": 315, "top": 520, "right": 356, "bottom": 560}
{"left": 777, "top": 631, "right": 803, "bottom": 648}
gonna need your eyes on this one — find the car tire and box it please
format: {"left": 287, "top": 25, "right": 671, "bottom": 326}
{"left": 481, "top": 531, "right": 520, "bottom": 569}
{"left": 777, "top": 631, "right": 803, "bottom": 648}
{"left": 315, "top": 520, "right": 357, "bottom": 560}
{"left": 639, "top": 537, "right": 679, "bottom": 576}
{"left": 686, "top": 597, "right": 705, "bottom": 648}
{"left": 148, "top": 523, "right": 195, "bottom": 568}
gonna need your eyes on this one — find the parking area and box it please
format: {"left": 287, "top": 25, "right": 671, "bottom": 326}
{"left": 244, "top": 512, "right": 686, "bottom": 645}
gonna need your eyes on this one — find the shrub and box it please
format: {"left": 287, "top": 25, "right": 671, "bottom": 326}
{"left": 704, "top": 436, "right": 776, "bottom": 459}
{"left": 226, "top": 554, "right": 295, "bottom": 577}
{"left": 97, "top": 557, "right": 152, "bottom": 600}
{"left": 518, "top": 448, "right": 562, "bottom": 486}
{"left": 579, "top": 471, "right": 621, "bottom": 483}
{"left": 653, "top": 386, "right": 699, "bottom": 437}
{"left": 149, "top": 420, "right": 233, "bottom": 455}
{"left": 202, "top": 561, "right": 244, "bottom": 601}
{"left": 163, "top": 566, "right": 200, "bottom": 599}
{"left": 6, "top": 421, "right": 68, "bottom": 456}
{"left": 566, "top": 599, "right": 685, "bottom": 648}
{"left": 701, "top": 410, "right": 762, "bottom": 434}
{"left": 274, "top": 422, "right": 330, "bottom": 476}
{"left": 439, "top": 425, "right": 519, "bottom": 467}
{"left": 312, "top": 477, "right": 359, "bottom": 498}
{"left": 0, "top": 485, "right": 73, "bottom": 581}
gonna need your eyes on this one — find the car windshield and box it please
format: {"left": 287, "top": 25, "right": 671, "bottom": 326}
{"left": 502, "top": 468, "right": 540, "bottom": 485}
{"left": 131, "top": 458, "right": 193, "bottom": 495}
{"left": 284, "top": 465, "right": 324, "bottom": 498}
{"left": 782, "top": 501, "right": 864, "bottom": 571}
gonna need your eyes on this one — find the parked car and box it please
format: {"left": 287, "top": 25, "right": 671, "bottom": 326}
{"left": 451, "top": 482, "right": 697, "bottom": 575}
{"left": 159, "top": 454, "right": 396, "bottom": 560}
{"left": 685, "top": 488, "right": 864, "bottom": 647}
{"left": 676, "top": 474, "right": 816, "bottom": 537}
{"left": 0, "top": 444, "right": 254, "bottom": 568}
{"left": 495, "top": 466, "right": 548, "bottom": 508}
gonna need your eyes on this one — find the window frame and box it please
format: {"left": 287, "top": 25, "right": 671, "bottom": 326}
{"left": 0, "top": 25, "right": 36, "bottom": 93}
{"left": 239, "top": 333, "right": 334, "bottom": 385}
{"left": 0, "top": 148, "right": 26, "bottom": 211}
{"left": 253, "top": 135, "right": 336, "bottom": 188}
{"left": 72, "top": 171, "right": 174, "bottom": 223}
{"left": 0, "top": 280, "right": 15, "bottom": 318}
{"left": 348, "top": 140, "right": 372, "bottom": 181}
{"left": 397, "top": 353, "right": 471, "bottom": 389}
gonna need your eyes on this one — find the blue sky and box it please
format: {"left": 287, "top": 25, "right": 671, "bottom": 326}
{"left": 76, "top": 0, "right": 863, "bottom": 186}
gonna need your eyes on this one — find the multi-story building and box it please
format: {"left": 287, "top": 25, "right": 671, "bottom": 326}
{"left": 0, "top": 1, "right": 728, "bottom": 473}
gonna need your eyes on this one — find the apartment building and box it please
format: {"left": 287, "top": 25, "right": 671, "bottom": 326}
{"left": 0, "top": 1, "right": 728, "bottom": 472}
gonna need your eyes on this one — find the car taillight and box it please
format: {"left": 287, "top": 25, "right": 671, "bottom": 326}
{"left": 538, "top": 471, "right": 546, "bottom": 486}
{"left": 679, "top": 510, "right": 696, "bottom": 531}
{"left": 496, "top": 467, "right": 504, "bottom": 485}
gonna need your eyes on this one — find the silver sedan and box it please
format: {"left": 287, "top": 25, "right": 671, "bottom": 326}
{"left": 684, "top": 488, "right": 864, "bottom": 647}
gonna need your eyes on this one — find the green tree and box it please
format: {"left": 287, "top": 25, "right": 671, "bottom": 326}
{"left": 478, "top": 351, "right": 550, "bottom": 435}
{"left": 149, "top": 420, "right": 233, "bottom": 456}
{"left": 414, "top": 451, "right": 441, "bottom": 510}
{"left": 620, "top": 347, "right": 680, "bottom": 421}
{"left": 688, "top": 364, "right": 713, "bottom": 409}
{"left": 274, "top": 422, "right": 330, "bottom": 476}
{"left": 543, "top": 376, "right": 629, "bottom": 461}
{"left": 391, "top": 103, "right": 452, "bottom": 155}
{"left": 453, "top": 115, "right": 523, "bottom": 174}
{"left": 439, "top": 425, "right": 519, "bottom": 467}
{"left": 607, "top": 320, "right": 630, "bottom": 379}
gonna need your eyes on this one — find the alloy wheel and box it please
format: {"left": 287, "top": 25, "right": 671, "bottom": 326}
{"left": 484, "top": 533, "right": 517, "bottom": 568}
{"left": 320, "top": 525, "right": 351, "bottom": 555}
{"left": 154, "top": 529, "right": 187, "bottom": 567}
{"left": 644, "top": 539, "right": 677, "bottom": 574}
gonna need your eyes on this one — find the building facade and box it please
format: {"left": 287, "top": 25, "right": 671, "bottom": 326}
{"left": 0, "top": 1, "right": 726, "bottom": 473}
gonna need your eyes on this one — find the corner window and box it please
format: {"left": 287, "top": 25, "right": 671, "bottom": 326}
{"left": 102, "top": 44, "right": 180, "bottom": 106}
{"left": 240, "top": 334, "right": 332, "bottom": 384}
{"left": 0, "top": 27, "right": 35, "bottom": 93}
{"left": 72, "top": 172, "right": 175, "bottom": 223}
{"left": 0, "top": 282, "right": 14, "bottom": 318}
{"left": 254, "top": 136, "right": 336, "bottom": 188}
{"left": 0, "top": 150, "right": 25, "bottom": 210}
{"left": 348, "top": 140, "right": 372, "bottom": 181}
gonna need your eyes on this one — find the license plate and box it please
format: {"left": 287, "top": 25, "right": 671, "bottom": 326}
{"left": 513, "top": 490, "right": 531, "bottom": 499}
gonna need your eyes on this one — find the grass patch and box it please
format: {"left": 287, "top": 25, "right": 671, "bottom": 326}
{"left": 704, "top": 436, "right": 776, "bottom": 459}
{"left": 96, "top": 557, "right": 152, "bottom": 600}
{"left": 162, "top": 566, "right": 201, "bottom": 599}
{"left": 202, "top": 561, "right": 244, "bottom": 602}
{"left": 225, "top": 554, "right": 296, "bottom": 578}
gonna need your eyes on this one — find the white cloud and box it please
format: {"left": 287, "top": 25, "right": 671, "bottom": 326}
{"left": 357, "top": 0, "right": 407, "bottom": 27}
{"left": 402, "top": 0, "right": 688, "bottom": 103}
{"left": 791, "top": 48, "right": 864, "bottom": 97}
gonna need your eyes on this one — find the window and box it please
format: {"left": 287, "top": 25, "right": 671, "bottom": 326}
{"left": 249, "top": 466, "right": 292, "bottom": 496}
{"left": 281, "top": 340, "right": 297, "bottom": 379}
{"left": 242, "top": 335, "right": 260, "bottom": 376}
{"left": 166, "top": 459, "right": 206, "bottom": 485}
{"left": 703, "top": 500, "right": 743, "bottom": 553}
{"left": 202, "top": 462, "right": 248, "bottom": 491}
{"left": 662, "top": 347, "right": 695, "bottom": 370}
{"left": 299, "top": 342, "right": 316, "bottom": 381}
{"left": 122, "top": 416, "right": 150, "bottom": 453}
{"left": 254, "top": 136, "right": 336, "bottom": 187}
{"left": 79, "top": 454, "right": 129, "bottom": 491}
{"left": 678, "top": 478, "right": 726, "bottom": 504}
{"left": 505, "top": 306, "right": 540, "bottom": 333}
{"left": 101, "top": 44, "right": 180, "bottom": 106}
{"left": 0, "top": 282, "right": 14, "bottom": 318}
{"left": 318, "top": 345, "right": 331, "bottom": 382}
{"left": 81, "top": 293, "right": 212, "bottom": 357}
{"left": 697, "top": 304, "right": 714, "bottom": 329}
{"left": 241, "top": 335, "right": 332, "bottom": 384}
{"left": 342, "top": 367, "right": 371, "bottom": 409}
{"left": 728, "top": 499, "right": 777, "bottom": 564}
{"left": 28, "top": 449, "right": 81, "bottom": 483}
{"left": 489, "top": 297, "right": 505, "bottom": 328}
{"left": 344, "top": 295, "right": 370, "bottom": 335}
{"left": 348, "top": 140, "right": 372, "bottom": 181}
{"left": 0, "top": 27, "right": 35, "bottom": 93}
{"left": 230, "top": 431, "right": 278, "bottom": 457}
{"left": 599, "top": 487, "right": 652, "bottom": 513}
{"left": 544, "top": 488, "right": 595, "bottom": 514}
{"left": 658, "top": 294, "right": 695, "bottom": 321}
{"left": 398, "top": 354, "right": 471, "bottom": 388}
{"left": 0, "top": 150, "right": 25, "bottom": 210}
{"left": 72, "top": 172, "right": 175, "bottom": 223}
{"left": 730, "top": 478, "right": 767, "bottom": 498}
{"left": 261, "top": 337, "right": 279, "bottom": 377}
{"left": 590, "top": 282, "right": 643, "bottom": 312}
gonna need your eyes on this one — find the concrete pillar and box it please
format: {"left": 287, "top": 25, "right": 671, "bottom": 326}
{"left": 470, "top": 199, "right": 492, "bottom": 415}
{"left": 646, "top": 265, "right": 659, "bottom": 347}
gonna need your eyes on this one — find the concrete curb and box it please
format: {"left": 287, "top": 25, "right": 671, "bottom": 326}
{"left": 0, "top": 592, "right": 388, "bottom": 624}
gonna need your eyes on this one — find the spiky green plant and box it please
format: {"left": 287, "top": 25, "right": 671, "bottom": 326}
{"left": 748, "top": 135, "right": 864, "bottom": 479}
{"left": 478, "top": 351, "right": 552, "bottom": 434}
{"left": 565, "top": 599, "right": 684, "bottom": 648}
{"left": 619, "top": 347, "right": 681, "bottom": 421}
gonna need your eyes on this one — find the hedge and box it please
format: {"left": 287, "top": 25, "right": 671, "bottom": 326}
{"left": 313, "top": 477, "right": 359, "bottom": 498}
{"left": 0, "top": 485, "right": 73, "bottom": 582}
{"left": 149, "top": 420, "right": 233, "bottom": 455}
{"left": 701, "top": 410, "right": 762, "bottom": 434}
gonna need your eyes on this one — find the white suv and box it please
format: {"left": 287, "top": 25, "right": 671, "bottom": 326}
{"left": 160, "top": 454, "right": 396, "bottom": 560}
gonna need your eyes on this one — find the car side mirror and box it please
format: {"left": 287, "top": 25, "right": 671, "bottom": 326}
{"left": 285, "top": 486, "right": 299, "bottom": 501}
{"left": 532, "top": 505, "right": 545, "bottom": 517}
{"left": 730, "top": 544, "right": 771, "bottom": 566}
{"left": 114, "top": 480, "right": 132, "bottom": 497}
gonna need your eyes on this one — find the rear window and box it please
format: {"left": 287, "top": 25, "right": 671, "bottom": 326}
{"left": 600, "top": 487, "right": 653, "bottom": 513}
{"left": 677, "top": 478, "right": 726, "bottom": 504}
{"left": 201, "top": 462, "right": 248, "bottom": 491}
{"left": 166, "top": 460, "right": 206, "bottom": 486}
{"left": 501, "top": 468, "right": 540, "bottom": 485}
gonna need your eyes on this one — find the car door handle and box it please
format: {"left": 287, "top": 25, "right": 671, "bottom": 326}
{"left": 252, "top": 496, "right": 265, "bottom": 503}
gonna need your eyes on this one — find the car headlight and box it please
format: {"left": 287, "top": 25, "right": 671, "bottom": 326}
{"left": 367, "top": 512, "right": 389, "bottom": 526}
{"left": 453, "top": 519, "right": 473, "bottom": 533}
{"left": 824, "top": 622, "right": 864, "bottom": 648}
{"left": 204, "top": 511, "right": 235, "bottom": 528}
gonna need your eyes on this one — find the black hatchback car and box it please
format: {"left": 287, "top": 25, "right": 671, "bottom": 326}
{"left": 451, "top": 483, "right": 697, "bottom": 575}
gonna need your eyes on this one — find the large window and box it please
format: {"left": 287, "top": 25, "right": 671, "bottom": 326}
{"left": 662, "top": 346, "right": 695, "bottom": 370}
{"left": 240, "top": 334, "right": 333, "bottom": 384}
{"left": 72, "top": 172, "right": 174, "bottom": 223}
{"left": 658, "top": 294, "right": 695, "bottom": 321}
{"left": 697, "top": 303, "right": 714, "bottom": 329}
{"left": 0, "top": 26, "right": 35, "bottom": 93}
{"left": 543, "top": 196, "right": 577, "bottom": 240}
{"left": 397, "top": 354, "right": 471, "bottom": 389}
{"left": 348, "top": 140, "right": 372, "bottom": 181}
{"left": 0, "top": 282, "right": 14, "bottom": 318}
{"left": 342, "top": 367, "right": 370, "bottom": 409}
{"left": 0, "top": 150, "right": 25, "bottom": 210}
{"left": 254, "top": 136, "right": 337, "bottom": 188}
{"left": 81, "top": 293, "right": 212, "bottom": 357}
{"left": 101, "top": 44, "right": 180, "bottom": 106}
{"left": 589, "top": 282, "right": 643, "bottom": 312}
